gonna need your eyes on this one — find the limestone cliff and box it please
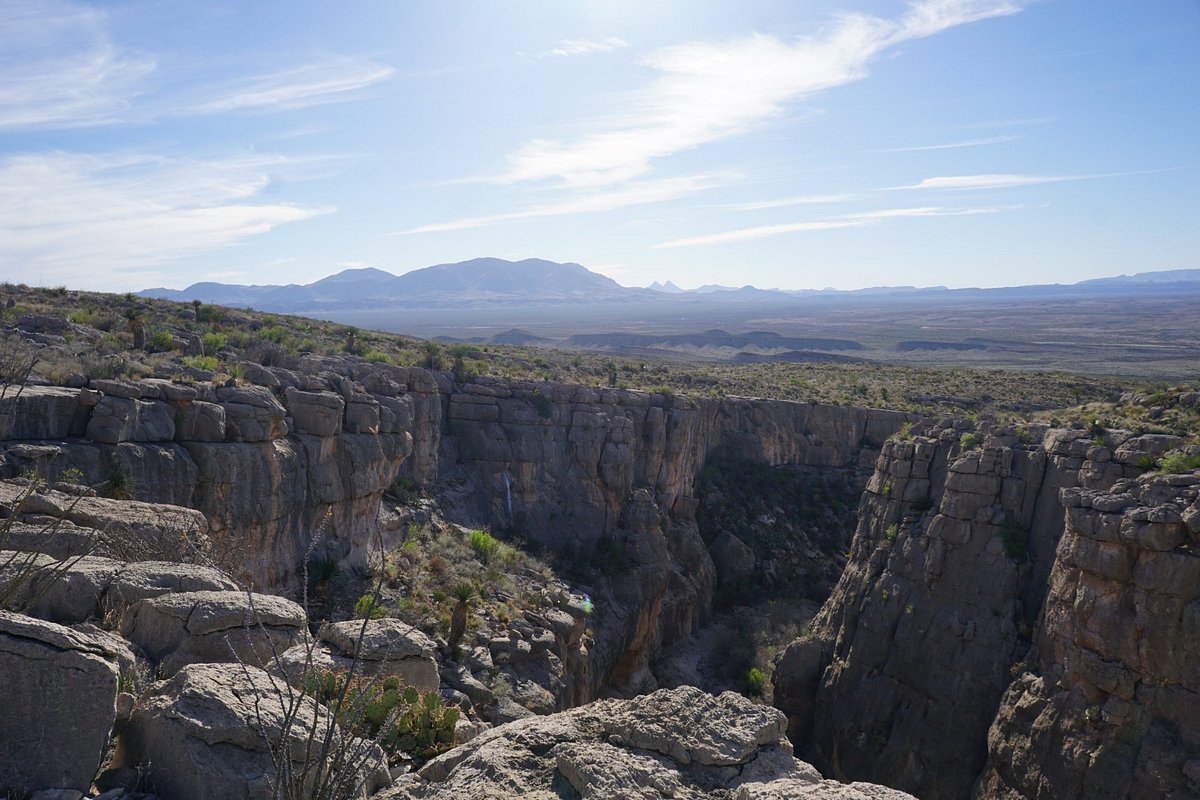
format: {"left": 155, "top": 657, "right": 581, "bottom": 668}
{"left": 0, "top": 360, "right": 911, "bottom": 700}
{"left": 773, "top": 418, "right": 1194, "bottom": 800}
{"left": 974, "top": 474, "right": 1200, "bottom": 799}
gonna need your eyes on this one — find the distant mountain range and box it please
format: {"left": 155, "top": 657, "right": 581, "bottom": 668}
{"left": 139, "top": 259, "right": 1200, "bottom": 313}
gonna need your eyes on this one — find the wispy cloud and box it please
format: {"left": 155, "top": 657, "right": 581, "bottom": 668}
{"left": 654, "top": 203, "right": 1013, "bottom": 247}
{"left": 497, "top": 0, "right": 1025, "bottom": 187}
{"left": 873, "top": 135, "right": 1018, "bottom": 153}
{"left": 0, "top": 0, "right": 154, "bottom": 129}
{"left": 0, "top": 1, "right": 394, "bottom": 128}
{"left": 723, "top": 193, "right": 857, "bottom": 211}
{"left": 190, "top": 58, "right": 396, "bottom": 114}
{"left": 539, "top": 37, "right": 629, "bottom": 58}
{"left": 897, "top": 173, "right": 1078, "bottom": 190}
{"left": 0, "top": 151, "right": 329, "bottom": 289}
{"left": 845, "top": 204, "right": 1017, "bottom": 219}
{"left": 655, "top": 219, "right": 869, "bottom": 248}
{"left": 396, "top": 175, "right": 722, "bottom": 234}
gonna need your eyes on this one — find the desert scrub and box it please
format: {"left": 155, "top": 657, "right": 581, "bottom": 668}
{"left": 959, "top": 432, "right": 980, "bottom": 450}
{"left": 304, "top": 673, "right": 459, "bottom": 764}
{"left": 353, "top": 592, "right": 387, "bottom": 620}
{"left": 1157, "top": 451, "right": 1200, "bottom": 474}
{"left": 744, "top": 667, "right": 767, "bottom": 698}
{"left": 468, "top": 529, "right": 502, "bottom": 565}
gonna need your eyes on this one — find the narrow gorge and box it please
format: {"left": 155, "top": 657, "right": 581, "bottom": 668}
{"left": 2, "top": 352, "right": 1197, "bottom": 799}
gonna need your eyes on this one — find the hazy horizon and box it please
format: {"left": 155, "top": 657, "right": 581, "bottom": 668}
{"left": 2, "top": 1, "right": 1197, "bottom": 293}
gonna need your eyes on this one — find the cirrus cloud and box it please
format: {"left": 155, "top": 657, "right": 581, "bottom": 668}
{"left": 497, "top": 0, "right": 1024, "bottom": 187}
{"left": 0, "top": 151, "right": 329, "bottom": 289}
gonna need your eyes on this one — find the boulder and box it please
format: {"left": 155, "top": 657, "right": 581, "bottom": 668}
{"left": 120, "top": 590, "right": 306, "bottom": 675}
{"left": 121, "top": 662, "right": 388, "bottom": 800}
{"left": 86, "top": 396, "right": 175, "bottom": 443}
{"left": 0, "top": 612, "right": 121, "bottom": 796}
{"left": 0, "top": 386, "right": 80, "bottom": 441}
{"left": 710, "top": 531, "right": 756, "bottom": 587}
{"left": 379, "top": 686, "right": 915, "bottom": 799}
{"left": 277, "top": 619, "right": 441, "bottom": 693}
{"left": 5, "top": 554, "right": 238, "bottom": 625}
{"left": 108, "top": 561, "right": 239, "bottom": 606}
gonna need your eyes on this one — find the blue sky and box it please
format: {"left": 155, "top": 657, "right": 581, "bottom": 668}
{"left": 1, "top": 0, "right": 1196, "bottom": 292}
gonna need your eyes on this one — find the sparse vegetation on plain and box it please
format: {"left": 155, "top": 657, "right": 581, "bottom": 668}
{"left": 0, "top": 283, "right": 1159, "bottom": 421}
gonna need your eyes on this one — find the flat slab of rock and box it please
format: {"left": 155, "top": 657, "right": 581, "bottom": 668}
{"left": 0, "top": 483, "right": 210, "bottom": 563}
{"left": 120, "top": 590, "right": 306, "bottom": 675}
{"left": 0, "top": 611, "right": 122, "bottom": 795}
{"left": 380, "top": 686, "right": 916, "bottom": 799}
{"left": 2, "top": 553, "right": 238, "bottom": 625}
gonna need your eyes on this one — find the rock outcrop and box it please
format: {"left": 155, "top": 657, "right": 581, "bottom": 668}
{"left": 277, "top": 618, "right": 441, "bottom": 694}
{"left": 0, "top": 363, "right": 911, "bottom": 696}
{"left": 773, "top": 421, "right": 1196, "bottom": 799}
{"left": 974, "top": 474, "right": 1200, "bottom": 799}
{"left": 119, "top": 590, "right": 306, "bottom": 675}
{"left": 381, "top": 685, "right": 916, "bottom": 800}
{"left": 120, "top": 662, "right": 389, "bottom": 800}
{"left": 0, "top": 611, "right": 123, "bottom": 796}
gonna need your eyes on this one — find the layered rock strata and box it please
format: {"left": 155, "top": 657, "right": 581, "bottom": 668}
{"left": 0, "top": 362, "right": 910, "bottom": 695}
{"left": 774, "top": 421, "right": 1194, "bottom": 799}
{"left": 974, "top": 474, "right": 1200, "bottom": 799}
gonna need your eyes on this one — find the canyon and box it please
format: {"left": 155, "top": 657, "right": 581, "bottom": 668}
{"left": 1, "top": 348, "right": 1198, "bottom": 799}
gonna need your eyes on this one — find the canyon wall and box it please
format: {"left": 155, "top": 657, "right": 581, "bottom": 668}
{"left": 774, "top": 419, "right": 1198, "bottom": 799}
{"left": 0, "top": 360, "right": 911, "bottom": 696}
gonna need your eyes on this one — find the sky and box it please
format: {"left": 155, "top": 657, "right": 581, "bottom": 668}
{"left": 0, "top": 0, "right": 1197, "bottom": 293}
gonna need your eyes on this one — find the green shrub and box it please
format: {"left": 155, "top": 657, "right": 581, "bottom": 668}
{"left": 182, "top": 355, "right": 219, "bottom": 372}
{"left": 469, "top": 529, "right": 501, "bottom": 565}
{"left": 365, "top": 350, "right": 392, "bottom": 364}
{"left": 1158, "top": 451, "right": 1200, "bottom": 474}
{"left": 202, "top": 332, "right": 228, "bottom": 352}
{"left": 744, "top": 667, "right": 767, "bottom": 697}
{"left": 884, "top": 523, "right": 899, "bottom": 546}
{"left": 59, "top": 467, "right": 85, "bottom": 486}
{"left": 260, "top": 325, "right": 289, "bottom": 344}
{"left": 353, "top": 593, "right": 386, "bottom": 620}
{"left": 146, "top": 330, "right": 174, "bottom": 352}
{"left": 305, "top": 674, "right": 459, "bottom": 764}
{"left": 959, "top": 432, "right": 979, "bottom": 450}
{"left": 105, "top": 465, "right": 134, "bottom": 500}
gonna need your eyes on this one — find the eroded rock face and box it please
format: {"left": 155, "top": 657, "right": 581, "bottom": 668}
{"left": 973, "top": 475, "right": 1200, "bottom": 799}
{"left": 0, "top": 366, "right": 909, "bottom": 696}
{"left": 380, "top": 686, "right": 915, "bottom": 800}
{"left": 0, "top": 611, "right": 121, "bottom": 796}
{"left": 120, "top": 662, "right": 388, "bottom": 800}
{"left": 772, "top": 422, "right": 1177, "bottom": 800}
